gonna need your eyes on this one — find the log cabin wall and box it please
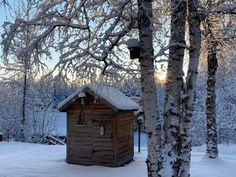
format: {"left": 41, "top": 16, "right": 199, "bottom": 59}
{"left": 116, "top": 112, "right": 134, "bottom": 166}
{"left": 66, "top": 97, "right": 93, "bottom": 165}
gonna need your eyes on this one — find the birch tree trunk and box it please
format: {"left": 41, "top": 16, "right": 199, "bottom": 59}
{"left": 205, "top": 37, "right": 218, "bottom": 159}
{"left": 162, "top": 0, "right": 187, "bottom": 176}
{"left": 179, "top": 0, "right": 201, "bottom": 176}
{"left": 205, "top": 0, "right": 219, "bottom": 158}
{"left": 138, "top": 0, "right": 162, "bottom": 177}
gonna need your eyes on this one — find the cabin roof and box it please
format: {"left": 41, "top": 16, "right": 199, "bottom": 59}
{"left": 58, "top": 85, "right": 139, "bottom": 112}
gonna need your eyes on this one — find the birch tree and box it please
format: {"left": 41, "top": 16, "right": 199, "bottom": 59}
{"left": 201, "top": 0, "right": 236, "bottom": 159}
{"left": 179, "top": 0, "right": 201, "bottom": 175}
{"left": 202, "top": 0, "right": 220, "bottom": 159}
{"left": 138, "top": 1, "right": 161, "bottom": 176}
{"left": 162, "top": 0, "right": 187, "bottom": 176}
{"left": 162, "top": 1, "right": 202, "bottom": 176}
{"left": 205, "top": 25, "right": 219, "bottom": 159}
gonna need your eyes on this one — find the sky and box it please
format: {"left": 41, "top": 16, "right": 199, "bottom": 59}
{"left": 0, "top": 0, "right": 21, "bottom": 55}
{"left": 0, "top": 0, "right": 18, "bottom": 30}
{"left": 0, "top": 1, "right": 17, "bottom": 75}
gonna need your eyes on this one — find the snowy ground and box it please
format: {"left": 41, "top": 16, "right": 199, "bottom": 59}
{"left": 0, "top": 134, "right": 236, "bottom": 177}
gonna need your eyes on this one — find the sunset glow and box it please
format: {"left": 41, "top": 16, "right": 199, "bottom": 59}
{"left": 155, "top": 72, "right": 167, "bottom": 84}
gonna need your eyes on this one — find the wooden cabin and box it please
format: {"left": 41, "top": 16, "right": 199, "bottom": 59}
{"left": 58, "top": 85, "right": 139, "bottom": 167}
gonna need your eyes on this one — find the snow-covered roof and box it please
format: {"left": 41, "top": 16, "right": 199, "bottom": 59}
{"left": 58, "top": 85, "right": 139, "bottom": 111}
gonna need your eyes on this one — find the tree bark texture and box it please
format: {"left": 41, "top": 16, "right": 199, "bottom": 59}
{"left": 162, "top": 0, "right": 187, "bottom": 176}
{"left": 138, "top": 1, "right": 162, "bottom": 177}
{"left": 206, "top": 37, "right": 218, "bottom": 159}
{"left": 205, "top": 0, "right": 219, "bottom": 158}
{"left": 179, "top": 0, "right": 201, "bottom": 176}
{"left": 20, "top": 67, "right": 27, "bottom": 142}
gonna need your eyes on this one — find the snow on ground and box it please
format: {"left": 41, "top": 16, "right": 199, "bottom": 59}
{"left": 0, "top": 133, "right": 236, "bottom": 177}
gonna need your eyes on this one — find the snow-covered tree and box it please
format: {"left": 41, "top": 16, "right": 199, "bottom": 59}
{"left": 204, "top": 12, "right": 219, "bottom": 159}
{"left": 0, "top": 75, "right": 57, "bottom": 142}
{"left": 138, "top": 1, "right": 162, "bottom": 176}
{"left": 200, "top": 0, "right": 236, "bottom": 159}
{"left": 162, "top": 0, "right": 187, "bottom": 176}
{"left": 179, "top": 0, "right": 201, "bottom": 175}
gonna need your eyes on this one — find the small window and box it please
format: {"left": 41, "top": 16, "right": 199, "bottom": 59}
{"left": 77, "top": 112, "right": 85, "bottom": 126}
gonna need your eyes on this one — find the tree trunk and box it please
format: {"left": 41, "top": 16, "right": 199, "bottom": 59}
{"left": 205, "top": 38, "right": 218, "bottom": 159}
{"left": 138, "top": 1, "right": 162, "bottom": 177}
{"left": 20, "top": 2, "right": 31, "bottom": 142}
{"left": 20, "top": 67, "right": 27, "bottom": 142}
{"left": 162, "top": 0, "right": 187, "bottom": 176}
{"left": 205, "top": 0, "right": 219, "bottom": 158}
{"left": 179, "top": 0, "right": 201, "bottom": 176}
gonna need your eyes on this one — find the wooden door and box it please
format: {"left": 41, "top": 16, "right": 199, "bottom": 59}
{"left": 74, "top": 111, "right": 93, "bottom": 165}
{"left": 91, "top": 118, "right": 114, "bottom": 165}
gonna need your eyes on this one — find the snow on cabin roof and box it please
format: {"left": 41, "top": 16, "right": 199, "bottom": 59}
{"left": 58, "top": 85, "right": 139, "bottom": 111}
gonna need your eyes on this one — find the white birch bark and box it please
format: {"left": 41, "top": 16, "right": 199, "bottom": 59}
{"left": 138, "top": 1, "right": 162, "bottom": 177}
{"left": 162, "top": 0, "right": 187, "bottom": 176}
{"left": 179, "top": 0, "right": 201, "bottom": 176}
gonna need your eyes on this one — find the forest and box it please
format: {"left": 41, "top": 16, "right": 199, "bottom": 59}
{"left": 0, "top": 0, "right": 235, "bottom": 177}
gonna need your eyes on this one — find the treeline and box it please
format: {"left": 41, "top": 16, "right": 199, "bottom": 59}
{"left": 0, "top": 76, "right": 75, "bottom": 143}
{"left": 0, "top": 67, "right": 234, "bottom": 145}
